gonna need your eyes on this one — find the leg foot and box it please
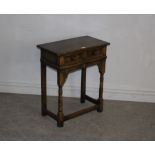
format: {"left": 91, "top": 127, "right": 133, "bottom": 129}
{"left": 41, "top": 110, "right": 47, "bottom": 116}
{"left": 97, "top": 104, "right": 103, "bottom": 112}
{"left": 97, "top": 99, "right": 103, "bottom": 112}
{"left": 57, "top": 110, "right": 64, "bottom": 127}
{"left": 80, "top": 98, "right": 85, "bottom": 103}
{"left": 57, "top": 120, "right": 64, "bottom": 127}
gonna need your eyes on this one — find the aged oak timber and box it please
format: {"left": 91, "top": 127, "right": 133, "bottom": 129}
{"left": 37, "top": 36, "right": 110, "bottom": 127}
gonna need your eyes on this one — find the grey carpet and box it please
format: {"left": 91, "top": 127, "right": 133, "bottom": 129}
{"left": 0, "top": 93, "right": 155, "bottom": 141}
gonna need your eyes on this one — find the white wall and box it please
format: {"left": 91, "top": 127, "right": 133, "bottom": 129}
{"left": 0, "top": 14, "right": 155, "bottom": 102}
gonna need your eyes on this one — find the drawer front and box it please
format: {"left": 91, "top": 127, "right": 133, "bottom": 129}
{"left": 64, "top": 52, "right": 84, "bottom": 65}
{"left": 86, "top": 47, "right": 106, "bottom": 59}
{"left": 63, "top": 47, "right": 106, "bottom": 66}
{"left": 41, "top": 50, "right": 58, "bottom": 65}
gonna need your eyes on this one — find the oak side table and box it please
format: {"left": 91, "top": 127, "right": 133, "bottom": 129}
{"left": 37, "top": 36, "right": 110, "bottom": 127}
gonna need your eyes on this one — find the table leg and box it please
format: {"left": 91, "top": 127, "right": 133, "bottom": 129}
{"left": 81, "top": 66, "right": 86, "bottom": 103}
{"left": 41, "top": 60, "right": 47, "bottom": 116}
{"left": 57, "top": 71, "right": 67, "bottom": 127}
{"left": 57, "top": 85, "right": 64, "bottom": 127}
{"left": 97, "top": 61, "right": 105, "bottom": 112}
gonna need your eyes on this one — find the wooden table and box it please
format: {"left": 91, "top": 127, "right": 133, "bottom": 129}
{"left": 37, "top": 36, "right": 110, "bottom": 127}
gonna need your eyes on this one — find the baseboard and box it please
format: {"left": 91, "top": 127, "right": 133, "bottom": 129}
{"left": 0, "top": 81, "right": 155, "bottom": 103}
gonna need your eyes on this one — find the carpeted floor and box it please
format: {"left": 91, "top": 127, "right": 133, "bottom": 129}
{"left": 0, "top": 93, "right": 155, "bottom": 141}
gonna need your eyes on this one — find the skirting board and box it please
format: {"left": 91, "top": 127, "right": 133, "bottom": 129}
{"left": 0, "top": 81, "right": 155, "bottom": 103}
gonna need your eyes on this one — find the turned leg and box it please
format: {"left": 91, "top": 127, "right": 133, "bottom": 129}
{"left": 80, "top": 66, "right": 86, "bottom": 103}
{"left": 97, "top": 72, "right": 104, "bottom": 112}
{"left": 97, "top": 61, "right": 105, "bottom": 112}
{"left": 41, "top": 60, "right": 47, "bottom": 116}
{"left": 57, "top": 85, "right": 64, "bottom": 127}
{"left": 57, "top": 71, "right": 67, "bottom": 127}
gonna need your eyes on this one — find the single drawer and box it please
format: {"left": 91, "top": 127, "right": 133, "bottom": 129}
{"left": 63, "top": 47, "right": 106, "bottom": 66}
{"left": 41, "top": 50, "right": 58, "bottom": 64}
{"left": 86, "top": 47, "right": 106, "bottom": 59}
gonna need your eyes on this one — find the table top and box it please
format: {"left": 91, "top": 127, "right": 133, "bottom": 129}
{"left": 37, "top": 36, "right": 110, "bottom": 56}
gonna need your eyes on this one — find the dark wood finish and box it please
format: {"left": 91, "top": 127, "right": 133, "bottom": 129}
{"left": 64, "top": 105, "right": 98, "bottom": 121}
{"left": 46, "top": 110, "right": 57, "bottom": 121}
{"left": 37, "top": 36, "right": 109, "bottom": 56}
{"left": 37, "top": 36, "right": 110, "bottom": 127}
{"left": 41, "top": 58, "right": 47, "bottom": 116}
{"left": 57, "top": 72, "right": 64, "bottom": 127}
{"left": 85, "top": 95, "right": 99, "bottom": 104}
{"left": 97, "top": 59, "right": 106, "bottom": 112}
{"left": 80, "top": 66, "right": 86, "bottom": 103}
